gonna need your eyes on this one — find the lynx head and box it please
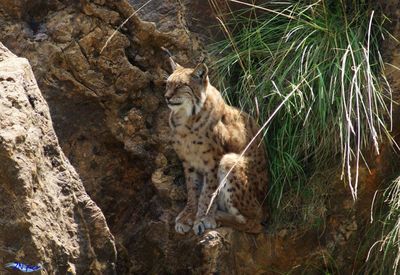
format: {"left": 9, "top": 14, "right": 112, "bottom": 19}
{"left": 165, "top": 59, "right": 209, "bottom": 116}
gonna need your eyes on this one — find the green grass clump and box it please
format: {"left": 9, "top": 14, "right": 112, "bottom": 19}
{"left": 381, "top": 178, "right": 400, "bottom": 273}
{"left": 211, "top": 0, "right": 393, "bottom": 207}
{"left": 361, "top": 176, "right": 400, "bottom": 274}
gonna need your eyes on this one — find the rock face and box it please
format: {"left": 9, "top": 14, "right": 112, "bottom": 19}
{"left": 0, "top": 43, "right": 116, "bottom": 274}
{"left": 0, "top": 0, "right": 399, "bottom": 274}
{"left": 0, "top": 0, "right": 209, "bottom": 273}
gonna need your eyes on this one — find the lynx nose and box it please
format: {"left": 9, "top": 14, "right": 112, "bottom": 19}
{"left": 165, "top": 93, "right": 173, "bottom": 101}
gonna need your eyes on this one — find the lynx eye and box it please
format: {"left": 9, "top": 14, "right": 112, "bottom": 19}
{"left": 177, "top": 85, "right": 192, "bottom": 93}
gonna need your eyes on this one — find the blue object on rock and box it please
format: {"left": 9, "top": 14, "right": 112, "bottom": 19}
{"left": 5, "top": 262, "right": 43, "bottom": 272}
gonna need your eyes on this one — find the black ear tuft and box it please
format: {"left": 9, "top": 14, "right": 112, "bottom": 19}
{"left": 192, "top": 63, "right": 208, "bottom": 81}
{"left": 161, "top": 46, "right": 182, "bottom": 72}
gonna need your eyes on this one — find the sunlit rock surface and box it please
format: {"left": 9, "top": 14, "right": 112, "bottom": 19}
{"left": 0, "top": 43, "right": 116, "bottom": 274}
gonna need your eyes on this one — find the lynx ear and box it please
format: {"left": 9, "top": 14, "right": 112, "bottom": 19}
{"left": 192, "top": 63, "right": 208, "bottom": 81}
{"left": 169, "top": 57, "right": 182, "bottom": 72}
{"left": 161, "top": 46, "right": 182, "bottom": 72}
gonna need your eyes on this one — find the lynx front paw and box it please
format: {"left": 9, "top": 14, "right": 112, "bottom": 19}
{"left": 175, "top": 221, "right": 192, "bottom": 234}
{"left": 193, "top": 216, "right": 217, "bottom": 235}
{"left": 175, "top": 209, "right": 195, "bottom": 234}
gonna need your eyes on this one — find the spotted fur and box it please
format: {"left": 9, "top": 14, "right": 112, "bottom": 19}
{"left": 165, "top": 62, "right": 268, "bottom": 235}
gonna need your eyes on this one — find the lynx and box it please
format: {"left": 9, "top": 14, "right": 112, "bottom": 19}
{"left": 165, "top": 57, "right": 268, "bottom": 235}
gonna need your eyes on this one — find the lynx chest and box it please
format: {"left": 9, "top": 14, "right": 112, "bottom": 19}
{"left": 172, "top": 127, "right": 221, "bottom": 172}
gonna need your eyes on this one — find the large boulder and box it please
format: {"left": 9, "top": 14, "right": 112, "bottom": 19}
{"left": 0, "top": 43, "right": 116, "bottom": 274}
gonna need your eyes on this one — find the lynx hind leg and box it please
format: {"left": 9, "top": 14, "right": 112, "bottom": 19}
{"left": 217, "top": 153, "right": 263, "bottom": 233}
{"left": 217, "top": 153, "right": 247, "bottom": 222}
{"left": 215, "top": 211, "right": 263, "bottom": 234}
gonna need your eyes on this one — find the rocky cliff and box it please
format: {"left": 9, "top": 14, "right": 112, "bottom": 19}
{"left": 0, "top": 43, "right": 116, "bottom": 274}
{"left": 0, "top": 0, "right": 399, "bottom": 274}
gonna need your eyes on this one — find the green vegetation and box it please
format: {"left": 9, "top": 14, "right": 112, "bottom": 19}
{"left": 357, "top": 176, "right": 400, "bottom": 274}
{"left": 211, "top": 0, "right": 398, "bottom": 271}
{"left": 381, "top": 177, "right": 400, "bottom": 273}
{"left": 211, "top": 0, "right": 393, "bottom": 210}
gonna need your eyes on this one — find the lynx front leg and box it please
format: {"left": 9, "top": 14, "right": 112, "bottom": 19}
{"left": 193, "top": 169, "right": 218, "bottom": 235}
{"left": 175, "top": 164, "right": 203, "bottom": 234}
